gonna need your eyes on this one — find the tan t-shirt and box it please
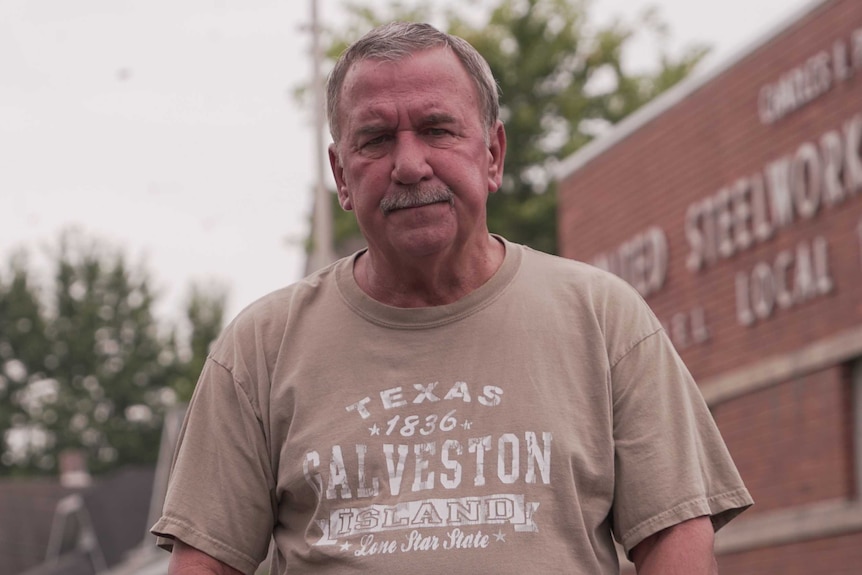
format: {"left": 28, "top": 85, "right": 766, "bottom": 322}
{"left": 152, "top": 238, "right": 752, "bottom": 574}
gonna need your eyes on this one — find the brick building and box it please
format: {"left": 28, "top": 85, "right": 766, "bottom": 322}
{"left": 555, "top": 0, "right": 862, "bottom": 572}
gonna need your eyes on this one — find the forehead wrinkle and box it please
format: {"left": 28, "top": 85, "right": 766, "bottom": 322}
{"left": 351, "top": 107, "right": 460, "bottom": 136}
{"left": 421, "top": 112, "right": 458, "bottom": 125}
{"left": 355, "top": 123, "right": 389, "bottom": 136}
{"left": 346, "top": 108, "right": 393, "bottom": 142}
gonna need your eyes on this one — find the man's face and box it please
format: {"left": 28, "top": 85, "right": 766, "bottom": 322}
{"left": 329, "top": 47, "right": 505, "bottom": 262}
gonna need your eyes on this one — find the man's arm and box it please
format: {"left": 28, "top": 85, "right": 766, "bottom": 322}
{"left": 168, "top": 539, "right": 245, "bottom": 575}
{"left": 631, "top": 515, "right": 718, "bottom": 575}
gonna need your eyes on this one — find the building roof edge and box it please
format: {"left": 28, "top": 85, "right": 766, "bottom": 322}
{"left": 553, "top": 0, "right": 829, "bottom": 182}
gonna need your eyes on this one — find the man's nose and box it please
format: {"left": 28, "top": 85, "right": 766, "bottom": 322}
{"left": 391, "top": 133, "right": 433, "bottom": 185}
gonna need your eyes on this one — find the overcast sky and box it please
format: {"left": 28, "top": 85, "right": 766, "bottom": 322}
{"left": 0, "top": 0, "right": 817, "bottom": 322}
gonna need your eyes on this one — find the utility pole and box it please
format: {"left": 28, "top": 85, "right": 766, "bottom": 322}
{"left": 307, "top": 0, "right": 335, "bottom": 272}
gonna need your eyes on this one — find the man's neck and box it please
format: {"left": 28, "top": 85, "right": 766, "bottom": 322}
{"left": 355, "top": 235, "right": 505, "bottom": 307}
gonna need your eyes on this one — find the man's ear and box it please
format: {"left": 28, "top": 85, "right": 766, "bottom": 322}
{"left": 328, "top": 144, "right": 352, "bottom": 210}
{"left": 487, "top": 120, "right": 507, "bottom": 193}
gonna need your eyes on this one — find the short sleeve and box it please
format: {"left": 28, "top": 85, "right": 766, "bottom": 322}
{"left": 151, "top": 358, "right": 276, "bottom": 575}
{"left": 610, "top": 328, "right": 753, "bottom": 555}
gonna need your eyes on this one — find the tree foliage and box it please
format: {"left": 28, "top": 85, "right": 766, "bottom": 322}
{"left": 316, "top": 0, "right": 709, "bottom": 255}
{"left": 0, "top": 230, "right": 226, "bottom": 476}
{"left": 168, "top": 283, "right": 228, "bottom": 403}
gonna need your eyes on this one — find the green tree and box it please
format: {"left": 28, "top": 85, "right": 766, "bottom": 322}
{"left": 0, "top": 254, "right": 52, "bottom": 474}
{"left": 316, "top": 0, "right": 708, "bottom": 254}
{"left": 168, "top": 282, "right": 228, "bottom": 403}
{"left": 0, "top": 229, "right": 225, "bottom": 476}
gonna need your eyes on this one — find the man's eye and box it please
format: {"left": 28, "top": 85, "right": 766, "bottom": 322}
{"left": 363, "top": 135, "right": 389, "bottom": 147}
{"left": 425, "top": 128, "right": 450, "bottom": 137}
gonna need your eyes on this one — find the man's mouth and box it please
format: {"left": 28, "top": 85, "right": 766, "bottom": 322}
{"left": 380, "top": 185, "right": 454, "bottom": 215}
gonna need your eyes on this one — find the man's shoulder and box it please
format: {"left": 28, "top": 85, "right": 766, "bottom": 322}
{"left": 218, "top": 257, "right": 348, "bottom": 343}
{"left": 515, "top": 243, "right": 636, "bottom": 293}
{"left": 508, "top": 242, "right": 655, "bottom": 331}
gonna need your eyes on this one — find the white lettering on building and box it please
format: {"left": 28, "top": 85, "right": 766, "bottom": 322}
{"left": 758, "top": 26, "right": 862, "bottom": 124}
{"left": 592, "top": 226, "right": 668, "bottom": 297}
{"left": 686, "top": 112, "right": 862, "bottom": 273}
{"left": 734, "top": 236, "right": 833, "bottom": 326}
{"left": 662, "top": 307, "right": 710, "bottom": 351}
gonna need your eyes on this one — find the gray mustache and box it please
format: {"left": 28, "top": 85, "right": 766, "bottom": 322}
{"left": 380, "top": 185, "right": 454, "bottom": 215}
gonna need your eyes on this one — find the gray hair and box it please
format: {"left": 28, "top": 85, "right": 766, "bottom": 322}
{"left": 325, "top": 21, "right": 500, "bottom": 146}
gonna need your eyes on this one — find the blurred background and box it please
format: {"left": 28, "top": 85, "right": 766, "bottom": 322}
{"left": 3, "top": 0, "right": 858, "bottom": 574}
{"left": 0, "top": 0, "right": 811, "bottom": 321}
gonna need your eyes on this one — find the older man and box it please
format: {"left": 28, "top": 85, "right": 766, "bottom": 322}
{"left": 153, "top": 22, "right": 751, "bottom": 575}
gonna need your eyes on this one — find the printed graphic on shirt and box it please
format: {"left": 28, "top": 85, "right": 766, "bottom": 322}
{"left": 302, "top": 379, "right": 553, "bottom": 558}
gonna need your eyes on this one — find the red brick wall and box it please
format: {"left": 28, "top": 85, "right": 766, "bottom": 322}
{"left": 718, "top": 532, "right": 862, "bottom": 575}
{"left": 627, "top": 532, "right": 862, "bottom": 575}
{"left": 711, "top": 365, "right": 855, "bottom": 515}
{"left": 557, "top": 1, "right": 862, "bottom": 571}
{"left": 558, "top": 0, "right": 862, "bottom": 382}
